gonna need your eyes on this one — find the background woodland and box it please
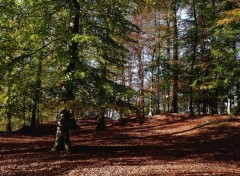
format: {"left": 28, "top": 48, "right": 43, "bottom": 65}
{"left": 0, "top": 0, "right": 240, "bottom": 132}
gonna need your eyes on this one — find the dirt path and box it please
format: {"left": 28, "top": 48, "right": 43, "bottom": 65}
{"left": 0, "top": 114, "right": 240, "bottom": 175}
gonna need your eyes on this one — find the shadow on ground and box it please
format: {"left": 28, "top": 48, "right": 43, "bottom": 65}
{"left": 0, "top": 114, "right": 240, "bottom": 175}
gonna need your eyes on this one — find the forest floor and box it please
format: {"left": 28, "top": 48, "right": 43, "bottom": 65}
{"left": 0, "top": 114, "right": 240, "bottom": 176}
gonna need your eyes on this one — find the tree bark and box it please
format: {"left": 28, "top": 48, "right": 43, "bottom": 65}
{"left": 156, "top": 10, "right": 161, "bottom": 114}
{"left": 96, "top": 113, "right": 106, "bottom": 131}
{"left": 96, "top": 63, "right": 107, "bottom": 131}
{"left": 166, "top": 7, "right": 171, "bottom": 113}
{"left": 30, "top": 56, "right": 42, "bottom": 128}
{"left": 6, "top": 84, "right": 12, "bottom": 133}
{"left": 171, "top": 0, "right": 179, "bottom": 113}
{"left": 51, "top": 0, "right": 80, "bottom": 151}
{"left": 234, "top": 95, "right": 239, "bottom": 116}
{"left": 157, "top": 56, "right": 161, "bottom": 114}
{"left": 189, "top": 0, "right": 198, "bottom": 117}
{"left": 127, "top": 56, "right": 133, "bottom": 106}
{"left": 227, "top": 97, "right": 231, "bottom": 115}
{"left": 65, "top": 0, "right": 80, "bottom": 74}
{"left": 137, "top": 49, "right": 145, "bottom": 117}
{"left": 51, "top": 109, "right": 72, "bottom": 152}
{"left": 202, "top": 98, "right": 207, "bottom": 115}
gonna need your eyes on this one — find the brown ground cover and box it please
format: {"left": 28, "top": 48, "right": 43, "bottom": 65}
{"left": 0, "top": 114, "right": 240, "bottom": 176}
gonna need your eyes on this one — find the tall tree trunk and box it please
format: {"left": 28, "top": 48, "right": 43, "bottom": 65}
{"left": 120, "top": 65, "right": 126, "bottom": 118}
{"left": 127, "top": 56, "right": 133, "bottom": 106}
{"left": 148, "top": 52, "right": 154, "bottom": 118}
{"left": 157, "top": 56, "right": 161, "bottom": 114}
{"left": 30, "top": 56, "right": 42, "bottom": 128}
{"left": 96, "top": 5, "right": 111, "bottom": 129}
{"left": 165, "top": 8, "right": 171, "bottom": 113}
{"left": 156, "top": 11, "right": 161, "bottom": 114}
{"left": 52, "top": 0, "right": 80, "bottom": 151}
{"left": 148, "top": 10, "right": 158, "bottom": 116}
{"left": 96, "top": 64, "right": 107, "bottom": 131}
{"left": 171, "top": 0, "right": 179, "bottom": 113}
{"left": 189, "top": 0, "right": 198, "bottom": 117}
{"left": 137, "top": 49, "right": 145, "bottom": 117}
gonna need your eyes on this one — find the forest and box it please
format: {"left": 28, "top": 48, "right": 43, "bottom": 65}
{"left": 0, "top": 0, "right": 240, "bottom": 175}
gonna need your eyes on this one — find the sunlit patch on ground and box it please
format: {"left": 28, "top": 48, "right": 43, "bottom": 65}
{"left": 0, "top": 114, "right": 240, "bottom": 175}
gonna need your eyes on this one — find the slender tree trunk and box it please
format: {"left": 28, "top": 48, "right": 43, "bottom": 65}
{"left": 137, "top": 49, "right": 145, "bottom": 117}
{"left": 157, "top": 38, "right": 160, "bottom": 114}
{"left": 127, "top": 56, "right": 133, "bottom": 106}
{"left": 156, "top": 11, "right": 161, "bottom": 114}
{"left": 220, "top": 101, "right": 225, "bottom": 114}
{"left": 189, "top": 0, "right": 198, "bottom": 117}
{"left": 148, "top": 10, "right": 158, "bottom": 116}
{"left": 157, "top": 57, "right": 161, "bottom": 114}
{"left": 119, "top": 64, "right": 125, "bottom": 118}
{"left": 167, "top": 89, "right": 170, "bottom": 112}
{"left": 227, "top": 97, "right": 231, "bottom": 115}
{"left": 21, "top": 63, "right": 27, "bottom": 125}
{"left": 30, "top": 57, "right": 42, "bottom": 128}
{"left": 23, "top": 96, "right": 26, "bottom": 125}
{"left": 171, "top": 0, "right": 179, "bottom": 113}
{"left": 210, "top": 100, "right": 214, "bottom": 115}
{"left": 147, "top": 52, "right": 154, "bottom": 118}
{"left": 202, "top": 99, "right": 207, "bottom": 115}
{"left": 162, "top": 91, "right": 166, "bottom": 113}
{"left": 6, "top": 84, "right": 12, "bottom": 132}
{"left": 234, "top": 95, "right": 239, "bottom": 116}
{"left": 96, "top": 64, "right": 107, "bottom": 131}
{"left": 214, "top": 94, "right": 218, "bottom": 114}
{"left": 166, "top": 8, "right": 171, "bottom": 113}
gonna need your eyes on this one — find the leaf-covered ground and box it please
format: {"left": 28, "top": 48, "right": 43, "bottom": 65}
{"left": 0, "top": 114, "right": 240, "bottom": 176}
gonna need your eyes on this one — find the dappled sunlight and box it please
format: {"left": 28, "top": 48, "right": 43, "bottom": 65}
{"left": 0, "top": 114, "right": 240, "bottom": 175}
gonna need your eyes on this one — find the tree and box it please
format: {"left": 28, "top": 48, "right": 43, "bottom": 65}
{"left": 1, "top": 0, "right": 239, "bottom": 138}
{"left": 171, "top": 0, "right": 179, "bottom": 113}
{"left": 212, "top": 0, "right": 240, "bottom": 116}
{"left": 51, "top": 109, "right": 72, "bottom": 152}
